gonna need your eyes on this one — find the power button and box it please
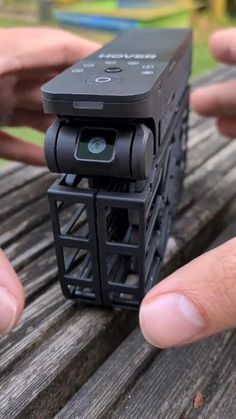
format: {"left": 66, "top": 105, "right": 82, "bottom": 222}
{"left": 95, "top": 77, "right": 112, "bottom": 83}
{"left": 87, "top": 75, "right": 121, "bottom": 85}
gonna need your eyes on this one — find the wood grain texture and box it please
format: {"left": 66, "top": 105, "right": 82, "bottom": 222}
{"left": 0, "top": 195, "right": 50, "bottom": 248}
{"left": 0, "top": 309, "right": 137, "bottom": 418}
{"left": 179, "top": 140, "right": 236, "bottom": 214}
{"left": 0, "top": 165, "right": 46, "bottom": 198}
{"left": 0, "top": 67, "right": 236, "bottom": 418}
{"left": 112, "top": 330, "right": 236, "bottom": 419}
{"left": 56, "top": 329, "right": 157, "bottom": 419}
{"left": 0, "top": 284, "right": 73, "bottom": 377}
{"left": 0, "top": 172, "right": 53, "bottom": 219}
{"left": 58, "top": 221, "right": 236, "bottom": 419}
{"left": 0, "top": 162, "right": 23, "bottom": 179}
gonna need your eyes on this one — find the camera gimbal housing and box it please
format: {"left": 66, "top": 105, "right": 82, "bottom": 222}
{"left": 42, "top": 29, "right": 192, "bottom": 309}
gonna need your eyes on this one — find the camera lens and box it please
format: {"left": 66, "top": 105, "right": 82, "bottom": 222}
{"left": 88, "top": 137, "right": 107, "bottom": 154}
{"left": 77, "top": 128, "right": 116, "bottom": 161}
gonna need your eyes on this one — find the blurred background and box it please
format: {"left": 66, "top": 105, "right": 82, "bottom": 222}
{"left": 0, "top": 0, "right": 235, "bottom": 159}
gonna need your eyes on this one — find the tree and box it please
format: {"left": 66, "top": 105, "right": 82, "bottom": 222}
{"left": 228, "top": 0, "right": 236, "bottom": 14}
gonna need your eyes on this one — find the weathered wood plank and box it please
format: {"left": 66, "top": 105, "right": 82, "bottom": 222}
{"left": 20, "top": 248, "right": 57, "bottom": 299}
{"left": 188, "top": 120, "right": 215, "bottom": 150}
{"left": 186, "top": 133, "right": 229, "bottom": 175}
{"left": 0, "top": 284, "right": 74, "bottom": 377}
{"left": 5, "top": 221, "right": 53, "bottom": 271}
{"left": 163, "top": 166, "right": 236, "bottom": 276}
{"left": 191, "top": 65, "right": 236, "bottom": 89}
{"left": 0, "top": 162, "right": 23, "bottom": 179}
{"left": 0, "top": 173, "right": 53, "bottom": 219}
{"left": 112, "top": 330, "right": 236, "bottom": 419}
{"left": 56, "top": 329, "right": 157, "bottom": 419}
{"left": 0, "top": 309, "right": 137, "bottom": 419}
{"left": 179, "top": 139, "right": 236, "bottom": 214}
{"left": 0, "top": 195, "right": 50, "bottom": 248}
{"left": 0, "top": 165, "right": 46, "bottom": 198}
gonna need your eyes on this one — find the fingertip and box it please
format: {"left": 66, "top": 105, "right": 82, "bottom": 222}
{"left": 0, "top": 249, "right": 25, "bottom": 326}
{"left": 190, "top": 88, "right": 214, "bottom": 116}
{"left": 140, "top": 239, "right": 236, "bottom": 348}
{"left": 209, "top": 29, "right": 236, "bottom": 63}
{"left": 209, "top": 30, "right": 224, "bottom": 51}
{"left": 190, "top": 89, "right": 204, "bottom": 113}
{"left": 139, "top": 292, "right": 206, "bottom": 349}
{"left": 217, "top": 117, "right": 236, "bottom": 138}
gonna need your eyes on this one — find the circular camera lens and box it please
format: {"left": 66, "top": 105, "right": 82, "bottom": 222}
{"left": 88, "top": 137, "right": 107, "bottom": 154}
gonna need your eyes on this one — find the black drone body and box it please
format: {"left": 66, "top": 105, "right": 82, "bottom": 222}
{"left": 42, "top": 29, "right": 192, "bottom": 309}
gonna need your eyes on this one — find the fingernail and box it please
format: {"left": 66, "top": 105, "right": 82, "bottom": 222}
{"left": 140, "top": 293, "right": 205, "bottom": 348}
{"left": 0, "top": 288, "right": 17, "bottom": 335}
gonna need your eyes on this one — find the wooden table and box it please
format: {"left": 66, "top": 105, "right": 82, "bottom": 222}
{"left": 1, "top": 67, "right": 236, "bottom": 418}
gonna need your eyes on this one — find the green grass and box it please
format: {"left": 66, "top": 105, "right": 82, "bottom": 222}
{"left": 0, "top": 17, "right": 36, "bottom": 27}
{"left": 0, "top": 127, "right": 43, "bottom": 166}
{"left": 3, "top": 127, "right": 44, "bottom": 145}
{"left": 192, "top": 42, "right": 218, "bottom": 78}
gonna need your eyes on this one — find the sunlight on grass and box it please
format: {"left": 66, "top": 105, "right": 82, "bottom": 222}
{"left": 4, "top": 127, "right": 44, "bottom": 145}
{"left": 0, "top": 128, "right": 44, "bottom": 165}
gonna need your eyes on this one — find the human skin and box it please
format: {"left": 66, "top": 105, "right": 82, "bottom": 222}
{"left": 139, "top": 29, "right": 236, "bottom": 348}
{"left": 0, "top": 27, "right": 100, "bottom": 165}
{"left": 0, "top": 27, "right": 100, "bottom": 335}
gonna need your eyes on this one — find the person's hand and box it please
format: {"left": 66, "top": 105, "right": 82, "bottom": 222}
{"left": 139, "top": 29, "right": 236, "bottom": 348}
{"left": 139, "top": 239, "right": 236, "bottom": 348}
{"left": 191, "top": 28, "right": 236, "bottom": 137}
{"left": 0, "top": 250, "right": 24, "bottom": 336}
{"left": 0, "top": 27, "right": 100, "bottom": 166}
{"left": 0, "top": 27, "right": 100, "bottom": 336}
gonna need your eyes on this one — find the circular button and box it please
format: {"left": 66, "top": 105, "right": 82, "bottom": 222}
{"left": 105, "top": 67, "right": 122, "bottom": 73}
{"left": 87, "top": 75, "right": 121, "bottom": 85}
{"left": 95, "top": 76, "right": 112, "bottom": 83}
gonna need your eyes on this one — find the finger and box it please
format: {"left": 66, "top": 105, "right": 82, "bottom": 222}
{"left": 191, "top": 80, "right": 236, "bottom": 117}
{"left": 11, "top": 110, "right": 53, "bottom": 131}
{"left": 15, "top": 78, "right": 57, "bottom": 111}
{"left": 217, "top": 117, "right": 236, "bottom": 138}
{"left": 0, "top": 27, "right": 101, "bottom": 75}
{"left": 139, "top": 238, "right": 236, "bottom": 348}
{"left": 16, "top": 71, "right": 58, "bottom": 82}
{"left": 15, "top": 86, "right": 42, "bottom": 112}
{"left": 0, "top": 249, "right": 24, "bottom": 335}
{"left": 209, "top": 29, "right": 236, "bottom": 65}
{"left": 0, "top": 131, "right": 45, "bottom": 166}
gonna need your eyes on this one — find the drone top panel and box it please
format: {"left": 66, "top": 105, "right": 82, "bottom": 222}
{"left": 41, "top": 29, "right": 192, "bottom": 108}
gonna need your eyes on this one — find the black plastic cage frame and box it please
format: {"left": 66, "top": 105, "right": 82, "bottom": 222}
{"left": 48, "top": 87, "right": 189, "bottom": 309}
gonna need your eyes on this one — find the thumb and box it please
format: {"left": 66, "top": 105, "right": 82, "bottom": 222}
{"left": 139, "top": 238, "right": 236, "bottom": 348}
{"left": 0, "top": 249, "right": 24, "bottom": 336}
{"left": 0, "top": 131, "right": 45, "bottom": 166}
{"left": 209, "top": 28, "right": 236, "bottom": 65}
